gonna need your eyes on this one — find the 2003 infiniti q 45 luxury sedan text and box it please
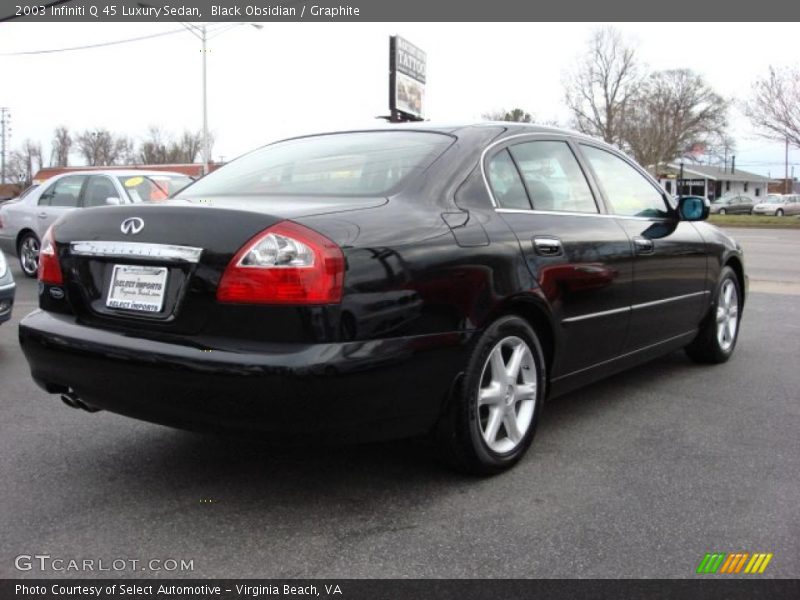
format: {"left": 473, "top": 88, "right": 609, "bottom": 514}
{"left": 19, "top": 124, "right": 746, "bottom": 474}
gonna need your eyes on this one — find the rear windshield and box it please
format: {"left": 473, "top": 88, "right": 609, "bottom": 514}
{"left": 118, "top": 175, "right": 194, "bottom": 202}
{"left": 179, "top": 131, "right": 454, "bottom": 197}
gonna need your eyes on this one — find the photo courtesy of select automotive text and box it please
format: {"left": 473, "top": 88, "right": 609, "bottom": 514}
{"left": 1, "top": 1, "right": 799, "bottom": 598}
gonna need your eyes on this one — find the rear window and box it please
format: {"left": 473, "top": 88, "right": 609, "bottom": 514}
{"left": 118, "top": 175, "right": 193, "bottom": 202}
{"left": 180, "top": 131, "right": 454, "bottom": 197}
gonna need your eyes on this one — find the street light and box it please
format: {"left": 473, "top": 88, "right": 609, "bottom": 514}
{"left": 137, "top": 5, "right": 262, "bottom": 174}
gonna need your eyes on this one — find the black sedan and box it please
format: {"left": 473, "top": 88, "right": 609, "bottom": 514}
{"left": 19, "top": 124, "right": 746, "bottom": 474}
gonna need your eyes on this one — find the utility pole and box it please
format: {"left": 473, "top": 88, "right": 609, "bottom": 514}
{"left": 0, "top": 107, "right": 10, "bottom": 184}
{"left": 731, "top": 155, "right": 735, "bottom": 175}
{"left": 785, "top": 135, "right": 790, "bottom": 194}
{"left": 201, "top": 24, "right": 209, "bottom": 176}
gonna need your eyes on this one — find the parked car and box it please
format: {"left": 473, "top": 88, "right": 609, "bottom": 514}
{"left": 0, "top": 250, "right": 14, "bottom": 325}
{"left": 18, "top": 124, "right": 747, "bottom": 474}
{"left": 0, "top": 170, "right": 194, "bottom": 277}
{"left": 753, "top": 194, "right": 800, "bottom": 216}
{"left": 709, "top": 194, "right": 755, "bottom": 215}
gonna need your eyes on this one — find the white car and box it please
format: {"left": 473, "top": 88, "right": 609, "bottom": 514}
{"left": 752, "top": 193, "right": 800, "bottom": 217}
{"left": 0, "top": 170, "right": 193, "bottom": 277}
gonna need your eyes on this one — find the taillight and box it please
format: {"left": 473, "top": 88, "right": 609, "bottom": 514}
{"left": 217, "top": 221, "right": 344, "bottom": 305}
{"left": 38, "top": 225, "right": 64, "bottom": 285}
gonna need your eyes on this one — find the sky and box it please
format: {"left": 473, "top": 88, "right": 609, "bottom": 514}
{"left": 1, "top": 21, "right": 799, "bottom": 178}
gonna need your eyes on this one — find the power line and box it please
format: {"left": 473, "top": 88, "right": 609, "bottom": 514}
{"left": 0, "top": 27, "right": 193, "bottom": 56}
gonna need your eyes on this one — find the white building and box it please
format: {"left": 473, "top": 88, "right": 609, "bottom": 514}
{"left": 656, "top": 163, "right": 771, "bottom": 200}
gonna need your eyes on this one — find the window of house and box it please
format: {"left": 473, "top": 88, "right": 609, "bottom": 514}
{"left": 725, "top": 181, "right": 731, "bottom": 192}
{"left": 744, "top": 182, "right": 749, "bottom": 192}
{"left": 755, "top": 188, "right": 761, "bottom": 197}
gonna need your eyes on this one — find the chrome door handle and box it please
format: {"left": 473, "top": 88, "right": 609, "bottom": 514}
{"left": 533, "top": 236, "right": 563, "bottom": 256}
{"left": 633, "top": 236, "right": 654, "bottom": 254}
{"left": 38, "top": 212, "right": 48, "bottom": 219}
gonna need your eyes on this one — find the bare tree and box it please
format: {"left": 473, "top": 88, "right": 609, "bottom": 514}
{"left": 482, "top": 108, "right": 534, "bottom": 123}
{"left": 50, "top": 126, "right": 73, "bottom": 167}
{"left": 7, "top": 139, "right": 44, "bottom": 185}
{"left": 76, "top": 129, "right": 133, "bottom": 166}
{"left": 620, "top": 69, "right": 729, "bottom": 170}
{"left": 564, "top": 26, "right": 640, "bottom": 144}
{"left": 138, "top": 127, "right": 204, "bottom": 164}
{"left": 744, "top": 66, "right": 800, "bottom": 147}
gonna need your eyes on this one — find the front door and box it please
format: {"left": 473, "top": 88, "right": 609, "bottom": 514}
{"left": 578, "top": 144, "right": 708, "bottom": 350}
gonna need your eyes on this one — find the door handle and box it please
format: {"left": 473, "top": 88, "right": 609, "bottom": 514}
{"left": 38, "top": 212, "right": 48, "bottom": 219}
{"left": 533, "top": 236, "right": 563, "bottom": 256}
{"left": 633, "top": 236, "right": 654, "bottom": 254}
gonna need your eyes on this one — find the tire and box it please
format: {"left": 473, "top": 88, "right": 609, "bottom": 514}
{"left": 776, "top": 209, "right": 784, "bottom": 217}
{"left": 685, "top": 266, "right": 741, "bottom": 364}
{"left": 17, "top": 232, "right": 40, "bottom": 278}
{"left": 749, "top": 209, "right": 754, "bottom": 215}
{"left": 718, "top": 208, "right": 726, "bottom": 215}
{"left": 436, "top": 315, "right": 546, "bottom": 475}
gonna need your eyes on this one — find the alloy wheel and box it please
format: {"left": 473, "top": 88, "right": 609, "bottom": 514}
{"left": 716, "top": 279, "right": 739, "bottom": 352}
{"left": 19, "top": 236, "right": 40, "bottom": 276}
{"left": 477, "top": 336, "right": 537, "bottom": 454}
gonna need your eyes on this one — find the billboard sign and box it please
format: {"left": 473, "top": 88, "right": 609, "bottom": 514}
{"left": 389, "top": 36, "right": 426, "bottom": 120}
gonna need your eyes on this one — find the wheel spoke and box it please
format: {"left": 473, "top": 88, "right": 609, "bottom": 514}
{"left": 504, "top": 413, "right": 522, "bottom": 443}
{"left": 506, "top": 343, "right": 525, "bottom": 382}
{"left": 483, "top": 406, "right": 503, "bottom": 444}
{"left": 716, "top": 307, "right": 726, "bottom": 323}
{"left": 479, "top": 382, "right": 504, "bottom": 406}
{"left": 489, "top": 347, "right": 506, "bottom": 382}
{"left": 516, "top": 382, "right": 537, "bottom": 401}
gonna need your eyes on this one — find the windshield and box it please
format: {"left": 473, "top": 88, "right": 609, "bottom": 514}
{"left": 179, "top": 131, "right": 454, "bottom": 197}
{"left": 764, "top": 195, "right": 785, "bottom": 203}
{"left": 118, "top": 174, "right": 193, "bottom": 202}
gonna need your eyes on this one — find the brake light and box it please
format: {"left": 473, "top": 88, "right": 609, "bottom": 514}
{"left": 217, "top": 221, "right": 344, "bottom": 305}
{"left": 38, "top": 225, "right": 64, "bottom": 285}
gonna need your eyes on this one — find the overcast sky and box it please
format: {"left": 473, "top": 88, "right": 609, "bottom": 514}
{"left": 1, "top": 22, "right": 798, "bottom": 177}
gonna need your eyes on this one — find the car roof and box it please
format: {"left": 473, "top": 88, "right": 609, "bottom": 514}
{"left": 47, "top": 169, "right": 189, "bottom": 178}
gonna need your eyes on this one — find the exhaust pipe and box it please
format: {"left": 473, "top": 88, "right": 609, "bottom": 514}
{"left": 60, "top": 390, "right": 101, "bottom": 413}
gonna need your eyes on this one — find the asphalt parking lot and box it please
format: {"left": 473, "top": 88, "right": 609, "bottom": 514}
{"left": 1, "top": 228, "right": 798, "bottom": 579}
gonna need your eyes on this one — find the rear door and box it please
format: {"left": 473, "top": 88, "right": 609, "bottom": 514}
{"left": 35, "top": 175, "right": 87, "bottom": 238}
{"left": 485, "top": 136, "right": 633, "bottom": 377}
{"left": 578, "top": 143, "right": 708, "bottom": 350}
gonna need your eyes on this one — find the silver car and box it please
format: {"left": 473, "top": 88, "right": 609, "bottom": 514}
{"left": 752, "top": 193, "right": 800, "bottom": 217}
{"left": 709, "top": 194, "right": 756, "bottom": 215}
{"left": 0, "top": 250, "right": 14, "bottom": 325}
{"left": 0, "top": 170, "right": 193, "bottom": 277}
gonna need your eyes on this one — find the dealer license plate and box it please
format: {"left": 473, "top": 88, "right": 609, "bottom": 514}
{"left": 106, "top": 265, "right": 168, "bottom": 313}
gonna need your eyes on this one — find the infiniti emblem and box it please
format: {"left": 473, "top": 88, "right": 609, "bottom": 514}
{"left": 120, "top": 217, "right": 144, "bottom": 235}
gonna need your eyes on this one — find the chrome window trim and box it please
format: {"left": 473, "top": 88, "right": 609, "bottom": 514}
{"left": 496, "top": 207, "right": 671, "bottom": 222}
{"left": 562, "top": 291, "right": 710, "bottom": 324}
{"left": 70, "top": 241, "right": 203, "bottom": 263}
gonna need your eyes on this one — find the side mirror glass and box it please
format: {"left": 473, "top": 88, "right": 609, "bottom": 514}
{"left": 678, "top": 196, "right": 708, "bottom": 221}
{"left": 105, "top": 197, "right": 121, "bottom": 206}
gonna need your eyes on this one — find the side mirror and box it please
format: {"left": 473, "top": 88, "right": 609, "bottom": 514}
{"left": 678, "top": 196, "right": 708, "bottom": 221}
{"left": 105, "top": 197, "right": 121, "bottom": 206}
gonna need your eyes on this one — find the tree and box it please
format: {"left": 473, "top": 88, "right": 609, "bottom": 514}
{"left": 482, "top": 108, "right": 534, "bottom": 123}
{"left": 745, "top": 66, "right": 800, "bottom": 148}
{"left": 7, "top": 139, "right": 43, "bottom": 185}
{"left": 50, "top": 126, "right": 72, "bottom": 167}
{"left": 620, "top": 69, "right": 729, "bottom": 170}
{"left": 564, "top": 26, "right": 640, "bottom": 145}
{"left": 138, "top": 127, "right": 204, "bottom": 164}
{"left": 76, "top": 128, "right": 133, "bottom": 166}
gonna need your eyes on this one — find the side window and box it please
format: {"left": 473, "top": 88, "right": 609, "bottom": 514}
{"left": 38, "top": 175, "right": 86, "bottom": 208}
{"left": 580, "top": 145, "right": 668, "bottom": 218}
{"left": 509, "top": 141, "right": 598, "bottom": 213}
{"left": 487, "top": 150, "right": 530, "bottom": 210}
{"left": 84, "top": 176, "right": 118, "bottom": 207}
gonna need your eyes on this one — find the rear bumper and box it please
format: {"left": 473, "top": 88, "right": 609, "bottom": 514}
{"left": 0, "top": 282, "right": 14, "bottom": 323}
{"left": 19, "top": 310, "right": 472, "bottom": 442}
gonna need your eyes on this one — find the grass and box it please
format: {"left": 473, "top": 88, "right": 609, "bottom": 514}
{"left": 708, "top": 214, "right": 800, "bottom": 229}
